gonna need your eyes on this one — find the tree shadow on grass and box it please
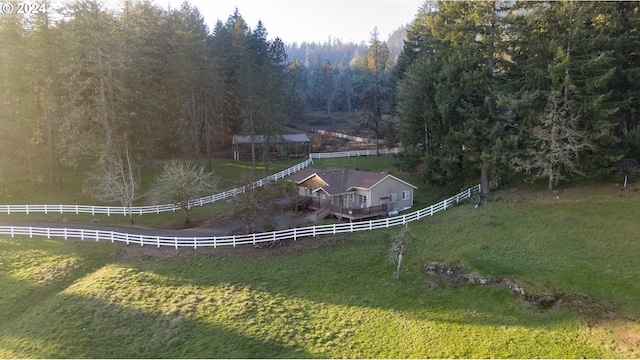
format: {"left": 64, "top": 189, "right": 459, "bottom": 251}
{"left": 0, "top": 291, "right": 312, "bottom": 358}
{"left": 0, "top": 236, "right": 313, "bottom": 358}
{"left": 1, "top": 235, "right": 630, "bottom": 358}
{"left": 117, "top": 235, "right": 578, "bottom": 331}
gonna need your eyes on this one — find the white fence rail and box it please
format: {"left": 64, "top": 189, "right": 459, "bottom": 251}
{"left": 310, "top": 147, "right": 402, "bottom": 159}
{"left": 0, "top": 158, "right": 313, "bottom": 216}
{"left": 0, "top": 148, "right": 403, "bottom": 216}
{"left": 0, "top": 184, "right": 481, "bottom": 249}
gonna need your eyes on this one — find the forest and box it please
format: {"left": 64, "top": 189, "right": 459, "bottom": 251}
{"left": 1, "top": 0, "right": 639, "bottom": 196}
{"left": 394, "top": 1, "right": 640, "bottom": 191}
{"left": 0, "top": 0, "right": 399, "bottom": 192}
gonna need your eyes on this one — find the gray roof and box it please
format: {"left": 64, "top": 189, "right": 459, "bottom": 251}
{"left": 288, "top": 167, "right": 416, "bottom": 196}
{"left": 233, "top": 134, "right": 310, "bottom": 144}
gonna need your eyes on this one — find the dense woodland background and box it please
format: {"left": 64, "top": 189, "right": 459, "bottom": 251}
{"left": 1, "top": 0, "right": 639, "bottom": 196}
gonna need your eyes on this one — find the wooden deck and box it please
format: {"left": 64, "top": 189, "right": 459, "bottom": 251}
{"left": 309, "top": 204, "right": 388, "bottom": 221}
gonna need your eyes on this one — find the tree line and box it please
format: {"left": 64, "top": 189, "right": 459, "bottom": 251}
{"left": 393, "top": 1, "right": 640, "bottom": 191}
{"left": 0, "top": 0, "right": 403, "bottom": 192}
{"left": 4, "top": 0, "right": 637, "bottom": 197}
{"left": 0, "top": 0, "right": 296, "bottom": 190}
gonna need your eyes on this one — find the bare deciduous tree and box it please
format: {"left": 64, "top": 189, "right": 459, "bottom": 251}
{"left": 223, "top": 172, "right": 292, "bottom": 234}
{"left": 148, "top": 161, "right": 217, "bottom": 224}
{"left": 389, "top": 224, "right": 412, "bottom": 280}
{"left": 84, "top": 144, "right": 140, "bottom": 223}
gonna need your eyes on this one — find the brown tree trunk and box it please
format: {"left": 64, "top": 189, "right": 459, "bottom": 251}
{"left": 480, "top": 163, "right": 491, "bottom": 195}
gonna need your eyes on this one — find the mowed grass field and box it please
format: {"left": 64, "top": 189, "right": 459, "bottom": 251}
{"left": 1, "top": 163, "right": 639, "bottom": 357}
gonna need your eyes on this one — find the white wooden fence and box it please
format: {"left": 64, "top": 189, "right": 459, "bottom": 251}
{"left": 0, "top": 184, "right": 481, "bottom": 249}
{"left": 310, "top": 147, "right": 402, "bottom": 159}
{"left": 0, "top": 148, "right": 403, "bottom": 216}
{"left": 0, "top": 158, "right": 313, "bottom": 216}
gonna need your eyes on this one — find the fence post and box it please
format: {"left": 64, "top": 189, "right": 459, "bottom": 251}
{"left": 157, "top": 236, "right": 160, "bottom": 248}
{"left": 47, "top": 228, "right": 50, "bottom": 239}
{"left": 126, "top": 233, "right": 129, "bottom": 245}
{"left": 45, "top": 205, "right": 48, "bottom": 214}
{"left": 80, "top": 228, "right": 84, "bottom": 240}
{"left": 333, "top": 224, "right": 336, "bottom": 234}
{"left": 386, "top": 218, "right": 389, "bottom": 228}
{"left": 293, "top": 228, "right": 297, "bottom": 241}
{"left": 233, "top": 235, "right": 236, "bottom": 247}
{"left": 26, "top": 205, "right": 29, "bottom": 215}
{"left": 29, "top": 227, "right": 33, "bottom": 238}
{"left": 111, "top": 231, "right": 114, "bottom": 243}
{"left": 63, "top": 228, "right": 67, "bottom": 240}
{"left": 75, "top": 205, "right": 79, "bottom": 214}
{"left": 10, "top": 226, "right": 13, "bottom": 238}
{"left": 175, "top": 236, "right": 178, "bottom": 249}
{"left": 194, "top": 237, "right": 197, "bottom": 250}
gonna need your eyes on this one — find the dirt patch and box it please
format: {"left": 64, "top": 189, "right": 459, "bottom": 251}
{"left": 421, "top": 261, "right": 626, "bottom": 316}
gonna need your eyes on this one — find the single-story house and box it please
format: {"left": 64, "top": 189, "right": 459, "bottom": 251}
{"left": 288, "top": 167, "right": 417, "bottom": 220}
{"left": 232, "top": 134, "right": 311, "bottom": 161}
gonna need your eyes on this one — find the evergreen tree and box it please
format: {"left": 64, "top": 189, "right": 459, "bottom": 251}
{"left": 166, "top": 2, "right": 208, "bottom": 164}
{"left": 507, "top": 1, "right": 620, "bottom": 187}
{"left": 0, "top": 11, "right": 35, "bottom": 183}
{"left": 395, "top": 1, "right": 515, "bottom": 192}
{"left": 360, "top": 27, "right": 391, "bottom": 155}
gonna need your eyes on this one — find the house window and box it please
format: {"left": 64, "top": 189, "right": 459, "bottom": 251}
{"left": 349, "top": 193, "right": 355, "bottom": 203}
{"left": 402, "top": 190, "right": 410, "bottom": 200}
{"left": 389, "top": 193, "right": 397, "bottom": 203}
{"left": 359, "top": 195, "right": 367, "bottom": 208}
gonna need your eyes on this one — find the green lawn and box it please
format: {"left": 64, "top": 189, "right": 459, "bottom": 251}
{"left": 1, "top": 180, "right": 639, "bottom": 358}
{"left": 0, "top": 158, "right": 304, "bottom": 228}
{"left": 0, "top": 155, "right": 438, "bottom": 228}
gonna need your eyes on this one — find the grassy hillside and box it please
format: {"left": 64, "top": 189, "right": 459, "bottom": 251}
{"left": 1, "top": 181, "right": 639, "bottom": 358}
